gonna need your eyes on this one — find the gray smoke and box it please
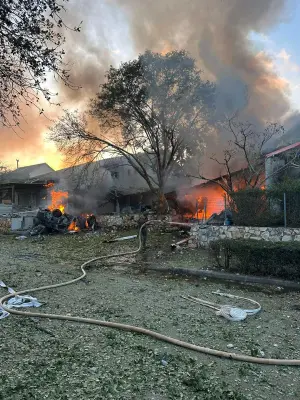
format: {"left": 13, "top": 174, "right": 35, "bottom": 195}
{"left": 264, "top": 111, "right": 300, "bottom": 153}
{"left": 114, "top": 0, "right": 290, "bottom": 121}
{"left": 57, "top": 0, "right": 116, "bottom": 106}
{"left": 46, "top": 161, "right": 115, "bottom": 214}
{"left": 0, "top": 0, "right": 297, "bottom": 174}
{"left": 58, "top": 0, "right": 296, "bottom": 179}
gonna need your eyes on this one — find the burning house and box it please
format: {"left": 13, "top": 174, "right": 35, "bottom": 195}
{"left": 177, "top": 181, "right": 226, "bottom": 221}
{"left": 4, "top": 138, "right": 299, "bottom": 233}
{"left": 0, "top": 156, "right": 187, "bottom": 219}
{"left": 34, "top": 156, "right": 189, "bottom": 216}
{"left": 2, "top": 155, "right": 188, "bottom": 234}
{"left": 177, "top": 139, "right": 300, "bottom": 225}
{"left": 0, "top": 163, "right": 54, "bottom": 215}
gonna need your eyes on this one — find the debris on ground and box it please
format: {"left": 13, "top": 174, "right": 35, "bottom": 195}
{"left": 15, "top": 235, "right": 27, "bottom": 240}
{"left": 105, "top": 234, "right": 137, "bottom": 243}
{"left": 0, "top": 280, "right": 42, "bottom": 320}
{"left": 1, "top": 231, "right": 300, "bottom": 399}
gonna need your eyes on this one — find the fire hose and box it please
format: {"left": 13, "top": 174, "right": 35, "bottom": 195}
{"left": 1, "top": 220, "right": 300, "bottom": 366}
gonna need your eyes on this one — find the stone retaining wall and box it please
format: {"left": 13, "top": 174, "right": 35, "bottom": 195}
{"left": 97, "top": 214, "right": 172, "bottom": 230}
{"left": 190, "top": 224, "right": 300, "bottom": 247}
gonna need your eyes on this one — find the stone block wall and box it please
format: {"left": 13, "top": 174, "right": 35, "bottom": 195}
{"left": 0, "top": 218, "right": 11, "bottom": 234}
{"left": 97, "top": 214, "right": 138, "bottom": 229}
{"left": 97, "top": 213, "right": 172, "bottom": 231}
{"left": 190, "top": 224, "right": 300, "bottom": 247}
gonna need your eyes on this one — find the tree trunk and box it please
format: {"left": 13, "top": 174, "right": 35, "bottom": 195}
{"left": 156, "top": 190, "right": 169, "bottom": 215}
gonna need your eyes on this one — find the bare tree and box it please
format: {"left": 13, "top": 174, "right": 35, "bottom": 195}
{"left": 50, "top": 50, "right": 215, "bottom": 212}
{"left": 0, "top": 0, "right": 80, "bottom": 128}
{"left": 0, "top": 162, "right": 10, "bottom": 180}
{"left": 0, "top": 162, "right": 11, "bottom": 202}
{"left": 192, "top": 116, "right": 286, "bottom": 194}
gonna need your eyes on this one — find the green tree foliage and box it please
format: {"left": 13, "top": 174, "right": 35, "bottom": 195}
{"left": 0, "top": 0, "right": 80, "bottom": 127}
{"left": 51, "top": 50, "right": 215, "bottom": 212}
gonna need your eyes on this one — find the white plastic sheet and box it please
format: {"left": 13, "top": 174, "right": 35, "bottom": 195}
{"left": 0, "top": 280, "right": 42, "bottom": 320}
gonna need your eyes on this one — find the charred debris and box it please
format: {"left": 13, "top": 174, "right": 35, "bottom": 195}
{"left": 30, "top": 208, "right": 98, "bottom": 236}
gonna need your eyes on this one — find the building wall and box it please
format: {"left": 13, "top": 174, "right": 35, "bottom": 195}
{"left": 0, "top": 184, "right": 44, "bottom": 209}
{"left": 265, "top": 147, "right": 300, "bottom": 187}
{"left": 107, "top": 158, "right": 188, "bottom": 195}
{"left": 15, "top": 187, "right": 44, "bottom": 209}
{"left": 109, "top": 162, "right": 153, "bottom": 195}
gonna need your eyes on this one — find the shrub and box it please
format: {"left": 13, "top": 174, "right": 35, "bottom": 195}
{"left": 228, "top": 188, "right": 269, "bottom": 227}
{"left": 228, "top": 188, "right": 285, "bottom": 227}
{"left": 268, "top": 179, "right": 300, "bottom": 228}
{"left": 210, "top": 239, "right": 300, "bottom": 280}
{"left": 227, "top": 180, "right": 300, "bottom": 228}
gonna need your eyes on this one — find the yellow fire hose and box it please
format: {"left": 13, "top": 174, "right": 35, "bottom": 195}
{"left": 1, "top": 220, "right": 300, "bottom": 366}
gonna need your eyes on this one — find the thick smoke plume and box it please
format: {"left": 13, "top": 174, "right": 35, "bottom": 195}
{"left": 49, "top": 162, "right": 114, "bottom": 214}
{"left": 112, "top": 0, "right": 297, "bottom": 177}
{"left": 115, "top": 0, "right": 290, "bottom": 122}
{"left": 0, "top": 0, "right": 116, "bottom": 168}
{"left": 0, "top": 0, "right": 298, "bottom": 173}
{"left": 56, "top": 0, "right": 116, "bottom": 106}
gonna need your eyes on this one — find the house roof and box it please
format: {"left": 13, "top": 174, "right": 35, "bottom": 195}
{"left": 6, "top": 154, "right": 191, "bottom": 196}
{"left": 265, "top": 142, "right": 300, "bottom": 158}
{"left": 32, "top": 155, "right": 190, "bottom": 195}
{"left": 0, "top": 163, "right": 54, "bottom": 184}
{"left": 32, "top": 160, "right": 110, "bottom": 185}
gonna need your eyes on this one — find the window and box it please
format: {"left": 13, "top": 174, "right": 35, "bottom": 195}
{"left": 111, "top": 171, "right": 119, "bottom": 179}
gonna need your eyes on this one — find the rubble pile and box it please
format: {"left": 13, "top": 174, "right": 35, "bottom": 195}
{"left": 30, "top": 208, "right": 73, "bottom": 236}
{"left": 29, "top": 209, "right": 99, "bottom": 236}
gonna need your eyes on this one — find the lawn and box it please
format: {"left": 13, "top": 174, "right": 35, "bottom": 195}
{"left": 1, "top": 230, "right": 300, "bottom": 399}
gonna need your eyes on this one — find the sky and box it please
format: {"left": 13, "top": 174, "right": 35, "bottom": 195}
{"left": 249, "top": 0, "right": 300, "bottom": 109}
{"left": 1, "top": 0, "right": 300, "bottom": 171}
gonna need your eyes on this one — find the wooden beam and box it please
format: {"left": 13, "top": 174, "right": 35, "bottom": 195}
{"left": 11, "top": 185, "right": 15, "bottom": 204}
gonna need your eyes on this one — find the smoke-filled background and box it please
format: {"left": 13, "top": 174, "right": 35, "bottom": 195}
{"left": 1, "top": 0, "right": 300, "bottom": 170}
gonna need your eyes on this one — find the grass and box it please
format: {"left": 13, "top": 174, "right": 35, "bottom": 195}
{"left": 1, "top": 230, "right": 300, "bottom": 399}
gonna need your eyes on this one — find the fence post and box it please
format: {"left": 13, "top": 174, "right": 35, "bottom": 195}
{"left": 224, "top": 194, "right": 227, "bottom": 225}
{"left": 283, "top": 192, "right": 287, "bottom": 228}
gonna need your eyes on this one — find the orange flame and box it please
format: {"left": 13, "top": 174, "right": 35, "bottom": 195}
{"left": 44, "top": 181, "right": 68, "bottom": 214}
{"left": 44, "top": 182, "right": 55, "bottom": 189}
{"left": 81, "top": 214, "right": 93, "bottom": 229}
{"left": 183, "top": 184, "right": 226, "bottom": 220}
{"left": 47, "top": 190, "right": 68, "bottom": 214}
{"left": 183, "top": 177, "right": 266, "bottom": 220}
{"left": 68, "top": 220, "right": 80, "bottom": 232}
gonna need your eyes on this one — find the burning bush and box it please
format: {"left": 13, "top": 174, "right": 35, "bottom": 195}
{"left": 228, "top": 188, "right": 271, "bottom": 227}
{"left": 227, "top": 181, "right": 300, "bottom": 228}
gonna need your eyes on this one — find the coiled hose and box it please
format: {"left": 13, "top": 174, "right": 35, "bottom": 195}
{"left": 1, "top": 220, "right": 300, "bottom": 366}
